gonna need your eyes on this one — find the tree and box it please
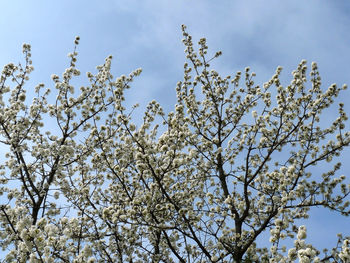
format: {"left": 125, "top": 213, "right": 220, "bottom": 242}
{"left": 0, "top": 25, "right": 350, "bottom": 262}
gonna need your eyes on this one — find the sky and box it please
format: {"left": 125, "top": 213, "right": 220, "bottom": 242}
{"left": 1, "top": 0, "right": 350, "bottom": 256}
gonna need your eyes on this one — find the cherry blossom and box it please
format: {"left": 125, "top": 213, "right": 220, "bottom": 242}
{"left": 0, "top": 28, "right": 349, "bottom": 262}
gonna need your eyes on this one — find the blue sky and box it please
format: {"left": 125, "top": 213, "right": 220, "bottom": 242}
{"left": 1, "top": 0, "right": 350, "bottom": 255}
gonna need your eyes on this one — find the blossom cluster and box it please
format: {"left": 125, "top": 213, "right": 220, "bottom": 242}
{"left": 0, "top": 27, "right": 349, "bottom": 262}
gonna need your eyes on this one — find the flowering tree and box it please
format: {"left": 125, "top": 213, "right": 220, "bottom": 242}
{"left": 0, "top": 26, "right": 350, "bottom": 262}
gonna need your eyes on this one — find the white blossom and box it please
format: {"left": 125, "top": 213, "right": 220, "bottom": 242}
{"left": 0, "top": 26, "right": 349, "bottom": 263}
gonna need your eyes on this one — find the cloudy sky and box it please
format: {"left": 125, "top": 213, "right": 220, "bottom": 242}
{"left": 1, "top": 0, "right": 350, "bottom": 254}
